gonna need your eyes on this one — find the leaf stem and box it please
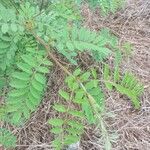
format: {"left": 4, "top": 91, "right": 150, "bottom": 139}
{"left": 32, "top": 32, "right": 112, "bottom": 150}
{"left": 32, "top": 32, "right": 72, "bottom": 76}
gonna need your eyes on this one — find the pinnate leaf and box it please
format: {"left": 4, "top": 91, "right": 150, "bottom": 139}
{"left": 53, "top": 104, "right": 67, "bottom": 112}
{"left": 48, "top": 118, "right": 64, "bottom": 126}
{"left": 59, "top": 90, "right": 70, "bottom": 100}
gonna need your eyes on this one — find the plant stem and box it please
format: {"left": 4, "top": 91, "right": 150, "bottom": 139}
{"left": 32, "top": 32, "right": 72, "bottom": 76}
{"left": 32, "top": 32, "right": 112, "bottom": 150}
{"left": 32, "top": 32, "right": 101, "bottom": 112}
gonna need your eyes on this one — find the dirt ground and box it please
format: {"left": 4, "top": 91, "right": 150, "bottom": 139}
{"left": 2, "top": 0, "right": 150, "bottom": 150}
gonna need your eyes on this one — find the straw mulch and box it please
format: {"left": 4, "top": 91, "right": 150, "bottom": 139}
{"left": 1, "top": 0, "right": 150, "bottom": 150}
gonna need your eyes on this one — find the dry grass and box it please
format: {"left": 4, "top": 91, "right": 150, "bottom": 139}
{"left": 81, "top": 0, "right": 150, "bottom": 149}
{"left": 1, "top": 0, "right": 150, "bottom": 150}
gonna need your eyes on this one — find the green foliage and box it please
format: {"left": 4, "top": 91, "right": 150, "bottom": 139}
{"left": 0, "top": 77, "right": 6, "bottom": 90}
{"left": 0, "top": 33, "right": 17, "bottom": 71}
{"left": 23, "top": 1, "right": 119, "bottom": 65}
{"left": 88, "top": 0, "right": 125, "bottom": 16}
{"left": 0, "top": 2, "right": 26, "bottom": 91}
{"left": 0, "top": 128, "right": 17, "bottom": 148}
{"left": 49, "top": 68, "right": 105, "bottom": 149}
{"left": 2, "top": 40, "right": 52, "bottom": 125}
{"left": 0, "top": 3, "right": 24, "bottom": 34}
{"left": 99, "top": 0, "right": 124, "bottom": 15}
{"left": 122, "top": 41, "right": 133, "bottom": 57}
{"left": 103, "top": 64, "right": 144, "bottom": 109}
{"left": 56, "top": 27, "right": 118, "bottom": 64}
{"left": 68, "top": 69, "right": 105, "bottom": 122}
{"left": 49, "top": 0, "right": 81, "bottom": 21}
{"left": 104, "top": 64, "right": 113, "bottom": 90}
{"left": 34, "top": 0, "right": 81, "bottom": 42}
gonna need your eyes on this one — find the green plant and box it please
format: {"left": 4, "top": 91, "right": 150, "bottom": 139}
{"left": 103, "top": 64, "right": 144, "bottom": 109}
{"left": 122, "top": 41, "right": 133, "bottom": 57}
{"left": 5, "top": 43, "right": 52, "bottom": 125}
{"left": 49, "top": 68, "right": 107, "bottom": 150}
{"left": 56, "top": 27, "right": 118, "bottom": 64}
{"left": 0, "top": 1, "right": 143, "bottom": 150}
{"left": 87, "top": 0, "right": 125, "bottom": 15}
{"left": 0, "top": 128, "right": 17, "bottom": 149}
